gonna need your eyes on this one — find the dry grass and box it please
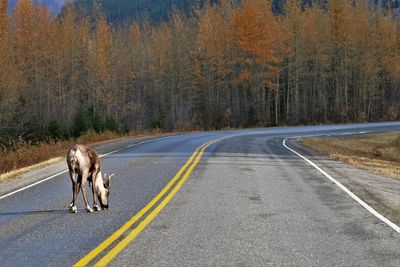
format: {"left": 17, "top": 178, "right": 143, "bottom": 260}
{"left": 300, "top": 132, "right": 400, "bottom": 180}
{"left": 0, "top": 140, "right": 71, "bottom": 181}
{"left": 76, "top": 130, "right": 123, "bottom": 144}
{"left": 0, "top": 157, "right": 64, "bottom": 182}
{"left": 0, "top": 131, "right": 126, "bottom": 181}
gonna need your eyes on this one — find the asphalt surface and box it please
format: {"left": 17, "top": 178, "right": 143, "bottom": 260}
{"left": 1, "top": 122, "right": 400, "bottom": 266}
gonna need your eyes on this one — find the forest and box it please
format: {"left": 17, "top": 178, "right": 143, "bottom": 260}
{"left": 1, "top": 0, "right": 400, "bottom": 145}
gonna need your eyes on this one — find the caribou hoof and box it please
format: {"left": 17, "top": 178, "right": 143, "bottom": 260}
{"left": 93, "top": 204, "right": 101, "bottom": 211}
{"left": 69, "top": 202, "right": 73, "bottom": 208}
{"left": 86, "top": 207, "right": 94, "bottom": 213}
{"left": 69, "top": 205, "right": 77, "bottom": 213}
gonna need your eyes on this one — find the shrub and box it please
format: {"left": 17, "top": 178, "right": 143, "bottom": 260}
{"left": 48, "top": 120, "right": 64, "bottom": 139}
{"left": 73, "top": 108, "right": 92, "bottom": 137}
{"left": 73, "top": 105, "right": 106, "bottom": 136}
{"left": 105, "top": 116, "right": 120, "bottom": 132}
{"left": 149, "top": 112, "right": 165, "bottom": 130}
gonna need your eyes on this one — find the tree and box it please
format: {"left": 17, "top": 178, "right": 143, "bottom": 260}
{"left": 0, "top": 0, "right": 22, "bottom": 136}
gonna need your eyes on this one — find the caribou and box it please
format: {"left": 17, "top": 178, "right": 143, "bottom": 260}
{"left": 66, "top": 144, "right": 114, "bottom": 213}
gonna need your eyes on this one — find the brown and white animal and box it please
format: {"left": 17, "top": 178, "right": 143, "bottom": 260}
{"left": 66, "top": 144, "right": 114, "bottom": 213}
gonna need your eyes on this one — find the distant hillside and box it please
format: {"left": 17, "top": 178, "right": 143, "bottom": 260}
{"left": 8, "top": 0, "right": 69, "bottom": 14}
{"left": 67, "top": 0, "right": 289, "bottom": 26}
{"left": 7, "top": 0, "right": 400, "bottom": 21}
{"left": 68, "top": 0, "right": 400, "bottom": 26}
{"left": 67, "top": 0, "right": 215, "bottom": 26}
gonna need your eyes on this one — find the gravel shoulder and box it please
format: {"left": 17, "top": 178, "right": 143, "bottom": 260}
{"left": 288, "top": 138, "right": 400, "bottom": 226}
{"left": 299, "top": 132, "right": 400, "bottom": 180}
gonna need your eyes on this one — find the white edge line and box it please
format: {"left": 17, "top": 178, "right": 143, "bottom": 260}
{"left": 0, "top": 170, "right": 69, "bottom": 200}
{"left": 282, "top": 139, "right": 400, "bottom": 234}
{"left": 0, "top": 135, "right": 182, "bottom": 201}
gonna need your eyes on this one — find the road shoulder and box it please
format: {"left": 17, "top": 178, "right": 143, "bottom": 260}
{"left": 287, "top": 138, "right": 400, "bottom": 226}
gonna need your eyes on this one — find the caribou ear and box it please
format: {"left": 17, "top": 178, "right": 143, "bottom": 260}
{"left": 104, "top": 173, "right": 114, "bottom": 189}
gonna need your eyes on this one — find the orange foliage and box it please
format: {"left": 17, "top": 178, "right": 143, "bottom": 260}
{"left": 2, "top": 0, "right": 400, "bottom": 136}
{"left": 0, "top": 0, "right": 8, "bottom": 41}
{"left": 231, "top": 0, "right": 276, "bottom": 64}
{"left": 130, "top": 22, "right": 141, "bottom": 43}
{"left": 95, "top": 15, "right": 112, "bottom": 79}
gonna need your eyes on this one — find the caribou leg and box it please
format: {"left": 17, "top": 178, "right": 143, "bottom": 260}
{"left": 91, "top": 171, "right": 100, "bottom": 211}
{"left": 69, "top": 171, "right": 78, "bottom": 213}
{"left": 80, "top": 170, "right": 93, "bottom": 212}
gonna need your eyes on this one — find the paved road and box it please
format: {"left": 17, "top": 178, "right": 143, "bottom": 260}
{"left": 1, "top": 122, "right": 400, "bottom": 266}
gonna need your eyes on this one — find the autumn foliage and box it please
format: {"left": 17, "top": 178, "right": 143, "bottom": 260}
{"left": 1, "top": 0, "right": 400, "bottom": 144}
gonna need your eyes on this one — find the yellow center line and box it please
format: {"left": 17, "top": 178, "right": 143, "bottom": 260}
{"left": 94, "top": 137, "right": 223, "bottom": 266}
{"left": 73, "top": 141, "right": 210, "bottom": 267}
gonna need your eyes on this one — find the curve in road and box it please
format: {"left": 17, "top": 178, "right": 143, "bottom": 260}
{"left": 1, "top": 122, "right": 400, "bottom": 266}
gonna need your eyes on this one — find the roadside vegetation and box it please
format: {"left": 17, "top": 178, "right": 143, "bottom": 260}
{"left": 300, "top": 132, "right": 400, "bottom": 180}
{"left": 0, "top": 130, "right": 167, "bottom": 181}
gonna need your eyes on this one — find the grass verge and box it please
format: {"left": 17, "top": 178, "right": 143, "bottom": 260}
{"left": 300, "top": 132, "right": 400, "bottom": 180}
{"left": 0, "top": 129, "right": 166, "bottom": 182}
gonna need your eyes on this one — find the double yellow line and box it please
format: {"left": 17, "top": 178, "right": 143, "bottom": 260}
{"left": 74, "top": 136, "right": 230, "bottom": 266}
